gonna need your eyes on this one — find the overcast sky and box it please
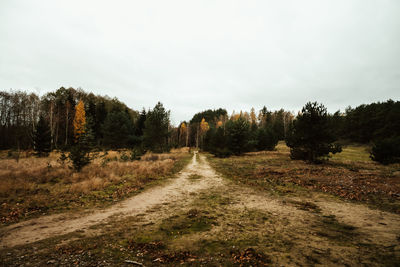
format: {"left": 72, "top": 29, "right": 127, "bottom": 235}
{"left": 0, "top": 0, "right": 399, "bottom": 124}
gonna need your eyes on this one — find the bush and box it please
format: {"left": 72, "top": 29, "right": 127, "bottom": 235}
{"left": 256, "top": 127, "right": 278, "bottom": 151}
{"left": 212, "top": 148, "right": 233, "bottom": 158}
{"left": 120, "top": 152, "right": 130, "bottom": 162}
{"left": 130, "top": 148, "right": 143, "bottom": 161}
{"left": 289, "top": 143, "right": 342, "bottom": 162}
{"left": 370, "top": 136, "right": 400, "bottom": 165}
{"left": 68, "top": 144, "right": 91, "bottom": 171}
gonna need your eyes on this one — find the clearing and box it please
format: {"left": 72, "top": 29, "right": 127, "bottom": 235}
{"left": 1, "top": 150, "right": 400, "bottom": 266}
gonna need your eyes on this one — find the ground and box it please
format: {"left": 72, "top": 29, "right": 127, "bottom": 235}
{"left": 0, "top": 145, "right": 400, "bottom": 266}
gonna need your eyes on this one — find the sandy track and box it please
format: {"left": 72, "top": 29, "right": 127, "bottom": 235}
{"left": 0, "top": 152, "right": 225, "bottom": 248}
{"left": 1, "top": 152, "right": 399, "bottom": 255}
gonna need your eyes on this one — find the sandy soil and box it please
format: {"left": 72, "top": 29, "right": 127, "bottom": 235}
{"left": 1, "top": 152, "right": 399, "bottom": 265}
{"left": 0, "top": 152, "right": 225, "bottom": 248}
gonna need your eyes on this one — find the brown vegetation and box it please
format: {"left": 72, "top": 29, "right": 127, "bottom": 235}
{"left": 1, "top": 152, "right": 399, "bottom": 266}
{"left": 208, "top": 142, "right": 400, "bottom": 213}
{"left": 0, "top": 148, "right": 191, "bottom": 224}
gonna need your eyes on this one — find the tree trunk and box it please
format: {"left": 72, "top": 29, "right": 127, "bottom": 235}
{"left": 65, "top": 102, "right": 69, "bottom": 146}
{"left": 196, "top": 125, "right": 199, "bottom": 148}
{"left": 186, "top": 124, "right": 189, "bottom": 147}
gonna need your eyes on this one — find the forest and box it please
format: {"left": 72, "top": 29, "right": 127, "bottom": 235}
{"left": 1, "top": 87, "right": 399, "bottom": 167}
{"left": 1, "top": 87, "right": 400, "bottom": 266}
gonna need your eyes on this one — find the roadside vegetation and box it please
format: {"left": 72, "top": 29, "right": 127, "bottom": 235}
{"left": 207, "top": 142, "right": 400, "bottom": 213}
{"left": 0, "top": 149, "right": 191, "bottom": 224}
{"left": 1, "top": 154, "right": 399, "bottom": 266}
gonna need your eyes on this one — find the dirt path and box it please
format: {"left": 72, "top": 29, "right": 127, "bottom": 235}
{"left": 0, "top": 152, "right": 225, "bottom": 248}
{"left": 1, "top": 152, "right": 400, "bottom": 265}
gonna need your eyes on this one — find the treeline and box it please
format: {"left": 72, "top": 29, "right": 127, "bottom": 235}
{"left": 284, "top": 100, "right": 400, "bottom": 164}
{"left": 340, "top": 100, "right": 400, "bottom": 164}
{"left": 180, "top": 100, "right": 400, "bottom": 164}
{"left": 179, "top": 108, "right": 293, "bottom": 157}
{"left": 339, "top": 100, "right": 400, "bottom": 143}
{"left": 1, "top": 87, "right": 399, "bottom": 165}
{"left": 0, "top": 88, "right": 171, "bottom": 152}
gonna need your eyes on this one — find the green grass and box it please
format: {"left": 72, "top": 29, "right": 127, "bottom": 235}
{"left": 159, "top": 209, "right": 217, "bottom": 237}
{"left": 169, "top": 152, "right": 193, "bottom": 175}
{"left": 207, "top": 142, "right": 400, "bottom": 213}
{"left": 330, "top": 144, "right": 372, "bottom": 162}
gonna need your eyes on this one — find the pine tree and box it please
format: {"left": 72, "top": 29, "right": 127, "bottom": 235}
{"left": 143, "top": 102, "right": 170, "bottom": 152}
{"left": 33, "top": 115, "right": 51, "bottom": 157}
{"left": 256, "top": 127, "right": 278, "bottom": 151}
{"left": 102, "top": 111, "right": 136, "bottom": 149}
{"left": 225, "top": 117, "right": 250, "bottom": 155}
{"left": 135, "top": 109, "right": 147, "bottom": 137}
{"left": 370, "top": 136, "right": 400, "bottom": 165}
{"left": 286, "top": 102, "right": 342, "bottom": 163}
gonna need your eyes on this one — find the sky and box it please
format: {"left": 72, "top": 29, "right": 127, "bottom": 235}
{"left": 0, "top": 0, "right": 399, "bottom": 125}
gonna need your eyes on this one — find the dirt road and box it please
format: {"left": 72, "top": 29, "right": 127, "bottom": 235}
{"left": 1, "top": 152, "right": 400, "bottom": 265}
{"left": 0, "top": 152, "right": 225, "bottom": 248}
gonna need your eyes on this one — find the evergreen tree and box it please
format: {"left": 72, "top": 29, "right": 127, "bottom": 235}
{"left": 206, "top": 126, "right": 232, "bottom": 157}
{"left": 135, "top": 108, "right": 147, "bottom": 137}
{"left": 286, "top": 102, "right": 342, "bottom": 163}
{"left": 102, "top": 111, "right": 137, "bottom": 149}
{"left": 256, "top": 127, "right": 278, "bottom": 151}
{"left": 225, "top": 117, "right": 250, "bottom": 155}
{"left": 95, "top": 100, "right": 107, "bottom": 142}
{"left": 33, "top": 115, "right": 51, "bottom": 157}
{"left": 247, "top": 121, "right": 259, "bottom": 151}
{"left": 143, "top": 102, "right": 170, "bottom": 152}
{"left": 370, "top": 136, "right": 400, "bottom": 165}
{"left": 84, "top": 115, "right": 96, "bottom": 149}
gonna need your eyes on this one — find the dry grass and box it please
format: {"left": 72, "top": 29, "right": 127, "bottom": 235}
{"left": 208, "top": 142, "right": 400, "bottom": 213}
{"left": 0, "top": 148, "right": 191, "bottom": 224}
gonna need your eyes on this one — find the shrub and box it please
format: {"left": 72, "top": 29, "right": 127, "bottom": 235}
{"left": 120, "top": 152, "right": 130, "bottom": 162}
{"left": 68, "top": 144, "right": 91, "bottom": 171}
{"left": 212, "top": 148, "right": 233, "bottom": 158}
{"left": 256, "top": 127, "right": 278, "bottom": 151}
{"left": 130, "top": 149, "right": 143, "bottom": 161}
{"left": 370, "top": 136, "right": 400, "bottom": 165}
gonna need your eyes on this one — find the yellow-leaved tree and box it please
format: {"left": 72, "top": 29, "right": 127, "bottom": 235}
{"left": 73, "top": 100, "right": 86, "bottom": 141}
{"left": 180, "top": 122, "right": 187, "bottom": 135}
{"left": 179, "top": 122, "right": 187, "bottom": 146}
{"left": 250, "top": 107, "right": 257, "bottom": 124}
{"left": 200, "top": 118, "right": 209, "bottom": 133}
{"left": 70, "top": 100, "right": 91, "bottom": 171}
{"left": 198, "top": 118, "right": 210, "bottom": 149}
{"left": 231, "top": 111, "right": 241, "bottom": 121}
